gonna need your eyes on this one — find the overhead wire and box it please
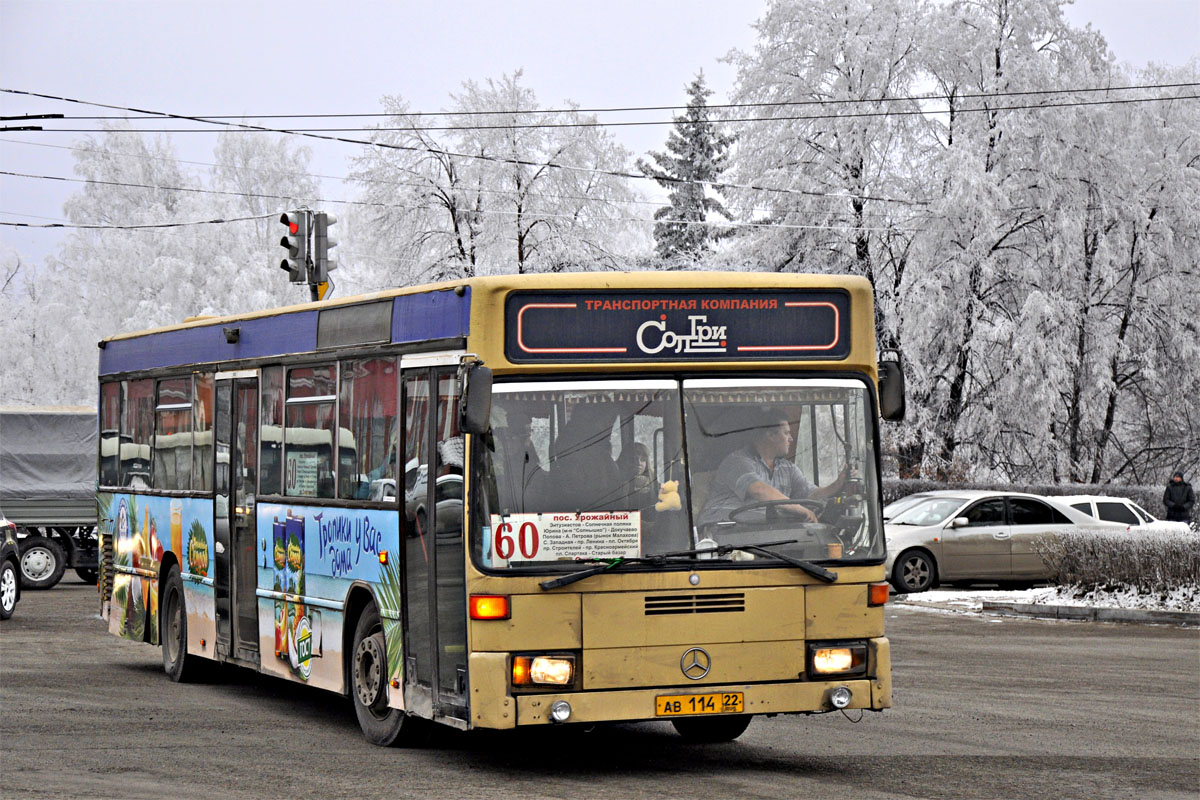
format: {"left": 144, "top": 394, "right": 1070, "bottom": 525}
{"left": 4, "top": 83, "right": 1192, "bottom": 231}
{"left": 0, "top": 170, "right": 931, "bottom": 234}
{"left": 27, "top": 80, "right": 1200, "bottom": 120}
{"left": 20, "top": 91, "right": 1200, "bottom": 133}
{"left": 14, "top": 86, "right": 1128, "bottom": 207}
{"left": 0, "top": 137, "right": 916, "bottom": 219}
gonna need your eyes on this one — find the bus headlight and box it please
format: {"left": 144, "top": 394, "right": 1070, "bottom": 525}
{"left": 512, "top": 654, "right": 576, "bottom": 686}
{"left": 807, "top": 642, "right": 867, "bottom": 678}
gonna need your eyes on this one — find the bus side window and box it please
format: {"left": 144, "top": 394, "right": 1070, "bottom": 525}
{"left": 99, "top": 381, "right": 121, "bottom": 487}
{"left": 122, "top": 378, "right": 154, "bottom": 489}
{"left": 338, "top": 357, "right": 398, "bottom": 501}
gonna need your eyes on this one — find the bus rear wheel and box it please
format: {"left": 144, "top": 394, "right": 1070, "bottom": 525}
{"left": 671, "top": 714, "right": 752, "bottom": 743}
{"left": 351, "top": 605, "right": 419, "bottom": 746}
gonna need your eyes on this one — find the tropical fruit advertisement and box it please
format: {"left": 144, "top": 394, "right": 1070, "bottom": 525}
{"left": 102, "top": 493, "right": 213, "bottom": 645}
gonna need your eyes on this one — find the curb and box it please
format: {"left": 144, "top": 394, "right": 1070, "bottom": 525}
{"left": 980, "top": 601, "right": 1200, "bottom": 627}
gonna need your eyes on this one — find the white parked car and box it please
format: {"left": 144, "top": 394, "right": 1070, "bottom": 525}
{"left": 1056, "top": 494, "right": 1190, "bottom": 534}
{"left": 884, "top": 490, "right": 1106, "bottom": 593}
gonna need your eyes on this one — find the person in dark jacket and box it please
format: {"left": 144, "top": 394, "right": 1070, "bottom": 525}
{"left": 1162, "top": 471, "right": 1195, "bottom": 523}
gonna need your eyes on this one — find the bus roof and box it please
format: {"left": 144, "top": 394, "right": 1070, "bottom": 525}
{"left": 98, "top": 272, "right": 877, "bottom": 378}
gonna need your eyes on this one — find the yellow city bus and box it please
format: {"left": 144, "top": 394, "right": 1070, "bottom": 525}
{"left": 97, "top": 271, "right": 904, "bottom": 745}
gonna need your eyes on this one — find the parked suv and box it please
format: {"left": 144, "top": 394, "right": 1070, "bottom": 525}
{"left": 1, "top": 511, "right": 21, "bottom": 620}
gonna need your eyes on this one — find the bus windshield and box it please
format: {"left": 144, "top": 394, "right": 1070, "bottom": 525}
{"left": 474, "top": 378, "right": 883, "bottom": 570}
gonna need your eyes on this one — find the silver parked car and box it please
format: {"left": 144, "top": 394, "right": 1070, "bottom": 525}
{"left": 884, "top": 490, "right": 1106, "bottom": 593}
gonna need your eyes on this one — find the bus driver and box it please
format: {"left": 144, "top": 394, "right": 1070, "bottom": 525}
{"left": 698, "top": 407, "right": 847, "bottom": 530}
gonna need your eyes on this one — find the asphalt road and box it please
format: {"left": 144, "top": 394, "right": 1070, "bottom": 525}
{"left": 2, "top": 580, "right": 1197, "bottom": 800}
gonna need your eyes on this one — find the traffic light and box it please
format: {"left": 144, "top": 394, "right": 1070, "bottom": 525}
{"left": 279, "top": 211, "right": 309, "bottom": 283}
{"left": 313, "top": 212, "right": 338, "bottom": 284}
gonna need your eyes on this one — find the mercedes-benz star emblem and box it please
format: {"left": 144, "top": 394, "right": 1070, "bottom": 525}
{"left": 680, "top": 647, "right": 711, "bottom": 680}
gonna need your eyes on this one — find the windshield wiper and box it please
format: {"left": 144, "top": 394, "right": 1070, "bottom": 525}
{"left": 538, "top": 556, "right": 686, "bottom": 591}
{"left": 651, "top": 539, "right": 837, "bottom": 583}
{"left": 540, "top": 538, "right": 839, "bottom": 590}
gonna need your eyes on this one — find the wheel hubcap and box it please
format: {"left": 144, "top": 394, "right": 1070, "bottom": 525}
{"left": 21, "top": 548, "right": 53, "bottom": 581}
{"left": 354, "top": 633, "right": 387, "bottom": 714}
{"left": 903, "top": 557, "right": 929, "bottom": 589}
{"left": 1, "top": 568, "right": 15, "bottom": 610}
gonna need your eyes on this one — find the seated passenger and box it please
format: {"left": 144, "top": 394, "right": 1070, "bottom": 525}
{"left": 618, "top": 442, "right": 658, "bottom": 509}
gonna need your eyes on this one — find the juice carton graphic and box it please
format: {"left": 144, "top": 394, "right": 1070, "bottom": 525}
{"left": 272, "top": 517, "right": 287, "bottom": 660}
{"left": 284, "top": 511, "right": 312, "bottom": 681}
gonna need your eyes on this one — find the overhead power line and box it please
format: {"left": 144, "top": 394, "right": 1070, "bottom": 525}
{"left": 32, "top": 81, "right": 1200, "bottom": 120}
{"left": 0, "top": 211, "right": 273, "bottom": 230}
{"left": 0, "top": 88, "right": 926, "bottom": 206}
{"left": 0, "top": 137, "right": 916, "bottom": 217}
{"left": 18, "top": 93, "right": 1200, "bottom": 133}
{"left": 0, "top": 170, "right": 933, "bottom": 234}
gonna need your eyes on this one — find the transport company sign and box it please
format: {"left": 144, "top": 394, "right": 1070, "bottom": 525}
{"left": 505, "top": 290, "right": 850, "bottom": 362}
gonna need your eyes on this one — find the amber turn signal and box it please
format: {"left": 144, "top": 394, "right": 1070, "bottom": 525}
{"left": 868, "top": 582, "right": 890, "bottom": 607}
{"left": 511, "top": 656, "right": 532, "bottom": 685}
{"left": 469, "top": 594, "right": 511, "bottom": 620}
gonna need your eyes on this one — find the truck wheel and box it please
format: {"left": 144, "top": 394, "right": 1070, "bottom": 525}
{"left": 19, "top": 535, "right": 66, "bottom": 589}
{"left": 350, "top": 604, "right": 420, "bottom": 746}
{"left": 75, "top": 567, "right": 99, "bottom": 585}
{"left": 671, "top": 714, "right": 752, "bottom": 742}
{"left": 1, "top": 559, "right": 18, "bottom": 619}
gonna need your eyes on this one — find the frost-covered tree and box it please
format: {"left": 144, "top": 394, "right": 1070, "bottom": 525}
{"left": 4, "top": 126, "right": 321, "bottom": 405}
{"left": 351, "top": 72, "right": 643, "bottom": 283}
{"left": 637, "top": 72, "right": 733, "bottom": 262}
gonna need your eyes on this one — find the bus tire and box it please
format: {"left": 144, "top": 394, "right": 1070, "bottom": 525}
{"left": 161, "top": 566, "right": 204, "bottom": 682}
{"left": 891, "top": 549, "right": 936, "bottom": 594}
{"left": 75, "top": 567, "right": 99, "bottom": 585}
{"left": 351, "top": 604, "right": 417, "bottom": 746}
{"left": 671, "top": 714, "right": 752, "bottom": 743}
{"left": 19, "top": 535, "right": 66, "bottom": 590}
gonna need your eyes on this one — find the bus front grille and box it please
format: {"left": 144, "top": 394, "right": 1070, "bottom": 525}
{"left": 644, "top": 593, "right": 745, "bottom": 615}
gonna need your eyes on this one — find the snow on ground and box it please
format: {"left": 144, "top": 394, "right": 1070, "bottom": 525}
{"left": 895, "top": 584, "right": 1200, "bottom": 614}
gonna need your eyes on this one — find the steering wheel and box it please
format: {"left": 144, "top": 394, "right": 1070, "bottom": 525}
{"left": 728, "top": 498, "right": 826, "bottom": 523}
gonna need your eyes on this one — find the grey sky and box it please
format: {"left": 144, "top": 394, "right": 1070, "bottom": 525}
{"left": 2, "top": 0, "right": 1197, "bottom": 267}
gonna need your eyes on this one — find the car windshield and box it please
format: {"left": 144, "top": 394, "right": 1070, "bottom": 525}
{"left": 883, "top": 494, "right": 929, "bottom": 520}
{"left": 890, "top": 497, "right": 967, "bottom": 526}
{"left": 472, "top": 378, "right": 884, "bottom": 570}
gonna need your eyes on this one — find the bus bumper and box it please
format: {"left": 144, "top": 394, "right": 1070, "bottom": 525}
{"left": 470, "top": 637, "right": 891, "bottom": 729}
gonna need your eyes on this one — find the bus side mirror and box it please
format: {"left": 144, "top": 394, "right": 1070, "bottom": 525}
{"left": 461, "top": 363, "right": 493, "bottom": 435}
{"left": 878, "top": 352, "right": 906, "bottom": 422}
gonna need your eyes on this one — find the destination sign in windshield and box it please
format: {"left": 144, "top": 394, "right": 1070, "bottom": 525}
{"left": 504, "top": 290, "right": 850, "bottom": 362}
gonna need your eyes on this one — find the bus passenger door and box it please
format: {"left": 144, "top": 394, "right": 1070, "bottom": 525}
{"left": 213, "top": 373, "right": 260, "bottom": 664}
{"left": 400, "top": 361, "right": 469, "bottom": 722}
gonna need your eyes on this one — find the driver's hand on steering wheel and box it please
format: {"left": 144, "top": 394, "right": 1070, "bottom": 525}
{"left": 782, "top": 503, "right": 818, "bottom": 523}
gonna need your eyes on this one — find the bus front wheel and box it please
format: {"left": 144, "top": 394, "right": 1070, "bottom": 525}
{"left": 671, "top": 714, "right": 752, "bottom": 743}
{"left": 351, "top": 605, "right": 419, "bottom": 746}
{"left": 161, "top": 566, "right": 205, "bottom": 682}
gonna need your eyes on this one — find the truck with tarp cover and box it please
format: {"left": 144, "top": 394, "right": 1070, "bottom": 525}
{"left": 0, "top": 406, "right": 100, "bottom": 588}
